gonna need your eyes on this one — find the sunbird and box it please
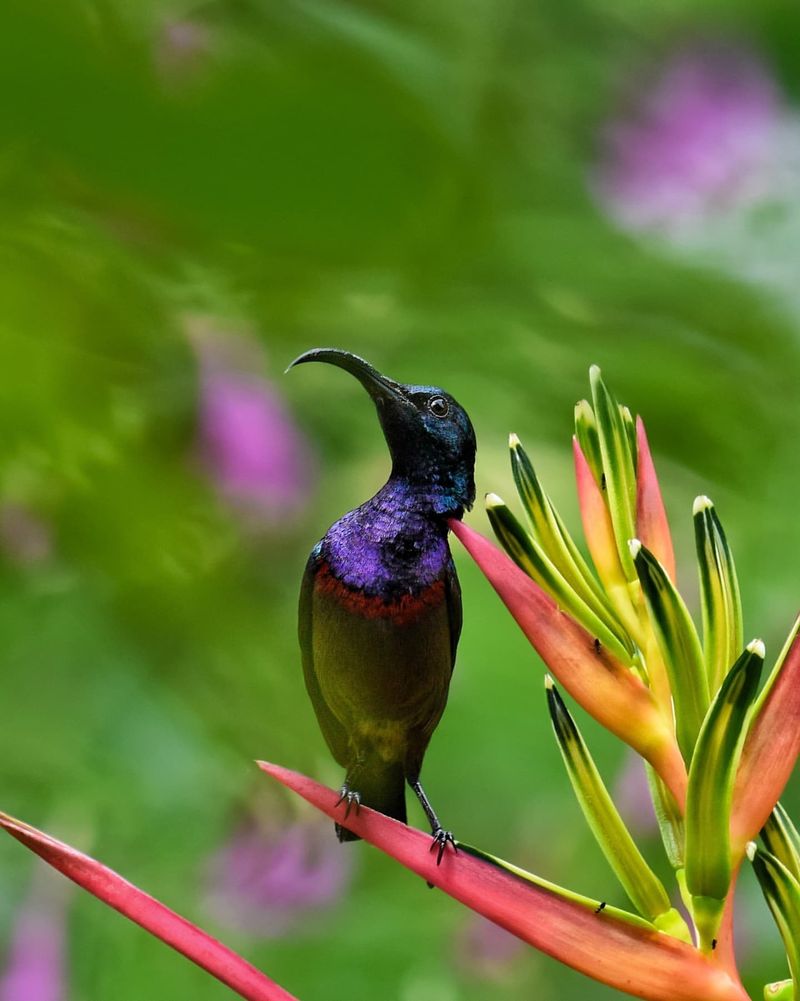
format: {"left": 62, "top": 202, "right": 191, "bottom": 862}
{"left": 289, "top": 349, "right": 476, "bottom": 862}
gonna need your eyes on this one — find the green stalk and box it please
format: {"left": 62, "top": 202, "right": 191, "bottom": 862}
{"left": 590, "top": 367, "right": 638, "bottom": 580}
{"left": 630, "top": 539, "right": 709, "bottom": 761}
{"left": 685, "top": 641, "right": 764, "bottom": 951}
{"left": 546, "top": 679, "right": 690, "bottom": 941}
{"left": 620, "top": 404, "right": 638, "bottom": 474}
{"left": 693, "top": 497, "right": 743, "bottom": 695}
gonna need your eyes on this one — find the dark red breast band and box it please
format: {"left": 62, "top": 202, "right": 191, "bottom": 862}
{"left": 314, "top": 560, "right": 445, "bottom": 626}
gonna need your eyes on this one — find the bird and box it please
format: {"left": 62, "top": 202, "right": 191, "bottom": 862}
{"left": 288, "top": 348, "right": 476, "bottom": 863}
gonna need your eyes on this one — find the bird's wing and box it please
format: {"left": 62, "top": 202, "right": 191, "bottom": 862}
{"left": 299, "top": 551, "right": 350, "bottom": 767}
{"left": 444, "top": 556, "right": 463, "bottom": 672}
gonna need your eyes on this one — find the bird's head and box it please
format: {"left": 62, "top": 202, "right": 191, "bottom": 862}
{"left": 288, "top": 348, "right": 476, "bottom": 516}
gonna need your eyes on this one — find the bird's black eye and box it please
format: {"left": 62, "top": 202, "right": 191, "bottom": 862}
{"left": 428, "top": 396, "right": 449, "bottom": 418}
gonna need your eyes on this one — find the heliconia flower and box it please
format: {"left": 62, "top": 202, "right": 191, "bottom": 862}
{"left": 455, "top": 366, "right": 800, "bottom": 986}
{"left": 0, "top": 812, "right": 298, "bottom": 1001}
{"left": 593, "top": 38, "right": 783, "bottom": 234}
{"left": 0, "top": 865, "right": 70, "bottom": 1001}
{"left": 189, "top": 323, "right": 315, "bottom": 528}
{"left": 459, "top": 403, "right": 687, "bottom": 804}
{"left": 259, "top": 763, "right": 749, "bottom": 1001}
{"left": 206, "top": 815, "right": 353, "bottom": 938}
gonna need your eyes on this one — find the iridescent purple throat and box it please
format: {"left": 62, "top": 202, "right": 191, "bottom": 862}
{"left": 321, "top": 478, "right": 453, "bottom": 597}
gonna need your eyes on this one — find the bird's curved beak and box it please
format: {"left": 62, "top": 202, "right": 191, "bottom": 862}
{"left": 286, "top": 348, "right": 407, "bottom": 408}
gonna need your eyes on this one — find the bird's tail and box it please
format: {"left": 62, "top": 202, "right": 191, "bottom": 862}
{"left": 336, "top": 762, "right": 406, "bottom": 843}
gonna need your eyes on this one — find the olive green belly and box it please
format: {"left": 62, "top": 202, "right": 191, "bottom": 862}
{"left": 310, "top": 586, "right": 453, "bottom": 764}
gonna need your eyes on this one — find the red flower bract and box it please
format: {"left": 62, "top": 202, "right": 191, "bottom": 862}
{"left": 259, "top": 762, "right": 747, "bottom": 1001}
{"left": 0, "top": 813, "right": 297, "bottom": 1001}
{"left": 447, "top": 518, "right": 687, "bottom": 808}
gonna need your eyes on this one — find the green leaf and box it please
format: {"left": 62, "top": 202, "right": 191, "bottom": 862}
{"left": 630, "top": 539, "right": 709, "bottom": 760}
{"left": 590, "top": 366, "right": 638, "bottom": 580}
{"left": 486, "top": 495, "right": 632, "bottom": 665}
{"left": 684, "top": 641, "right": 764, "bottom": 951}
{"left": 693, "top": 497, "right": 744, "bottom": 695}
{"left": 546, "top": 679, "right": 691, "bottom": 940}
{"left": 748, "top": 842, "right": 800, "bottom": 989}
{"left": 762, "top": 804, "right": 800, "bottom": 884}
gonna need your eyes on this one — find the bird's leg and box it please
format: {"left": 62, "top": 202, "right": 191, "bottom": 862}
{"left": 409, "top": 780, "right": 457, "bottom": 865}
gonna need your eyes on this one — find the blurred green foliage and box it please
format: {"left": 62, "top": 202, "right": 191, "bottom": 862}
{"left": 1, "top": 1, "right": 799, "bottom": 998}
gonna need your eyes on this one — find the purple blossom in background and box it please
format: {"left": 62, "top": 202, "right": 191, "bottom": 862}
{"left": 206, "top": 815, "right": 353, "bottom": 938}
{"left": 189, "top": 321, "right": 315, "bottom": 528}
{"left": 0, "top": 866, "right": 71, "bottom": 1001}
{"left": 593, "top": 38, "right": 783, "bottom": 234}
{"left": 613, "top": 751, "right": 658, "bottom": 838}
{"left": 453, "top": 914, "right": 524, "bottom": 982}
{"left": 0, "top": 504, "right": 52, "bottom": 567}
{"left": 155, "top": 18, "right": 212, "bottom": 88}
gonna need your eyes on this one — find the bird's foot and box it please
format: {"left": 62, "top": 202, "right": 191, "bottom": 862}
{"left": 335, "top": 785, "right": 362, "bottom": 820}
{"left": 429, "top": 828, "right": 457, "bottom": 866}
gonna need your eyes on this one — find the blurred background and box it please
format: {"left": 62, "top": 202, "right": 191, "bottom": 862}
{"left": 1, "top": 1, "right": 799, "bottom": 998}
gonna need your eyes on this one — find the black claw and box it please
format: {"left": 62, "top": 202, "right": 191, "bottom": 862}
{"left": 336, "top": 786, "right": 361, "bottom": 820}
{"left": 429, "top": 828, "right": 457, "bottom": 865}
{"left": 335, "top": 786, "right": 361, "bottom": 819}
